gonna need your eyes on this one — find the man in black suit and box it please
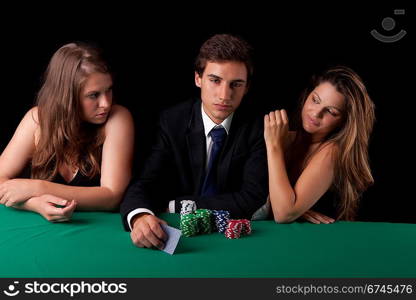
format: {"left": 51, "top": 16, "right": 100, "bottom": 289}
{"left": 121, "top": 34, "right": 268, "bottom": 249}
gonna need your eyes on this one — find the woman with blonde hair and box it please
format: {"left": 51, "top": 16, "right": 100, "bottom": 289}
{"left": 254, "top": 66, "right": 375, "bottom": 223}
{"left": 0, "top": 42, "right": 134, "bottom": 222}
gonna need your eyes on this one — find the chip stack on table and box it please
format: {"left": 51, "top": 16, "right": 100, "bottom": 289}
{"left": 180, "top": 200, "right": 197, "bottom": 216}
{"left": 180, "top": 214, "right": 199, "bottom": 237}
{"left": 179, "top": 201, "right": 199, "bottom": 237}
{"left": 224, "top": 219, "right": 252, "bottom": 239}
{"left": 195, "top": 209, "right": 212, "bottom": 234}
{"left": 211, "top": 210, "right": 230, "bottom": 233}
{"left": 240, "top": 219, "right": 252, "bottom": 235}
{"left": 178, "top": 202, "right": 251, "bottom": 239}
{"left": 180, "top": 209, "right": 213, "bottom": 237}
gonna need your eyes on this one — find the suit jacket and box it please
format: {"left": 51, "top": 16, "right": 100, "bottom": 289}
{"left": 121, "top": 98, "right": 268, "bottom": 230}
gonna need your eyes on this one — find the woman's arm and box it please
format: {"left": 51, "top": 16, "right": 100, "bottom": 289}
{"left": 267, "top": 144, "right": 335, "bottom": 223}
{"left": 0, "top": 108, "right": 47, "bottom": 206}
{"left": 300, "top": 209, "right": 335, "bottom": 224}
{"left": 0, "top": 108, "right": 39, "bottom": 190}
{"left": 1, "top": 105, "right": 134, "bottom": 211}
{"left": 264, "top": 110, "right": 336, "bottom": 223}
{"left": 0, "top": 108, "right": 37, "bottom": 180}
{"left": 15, "top": 195, "right": 77, "bottom": 222}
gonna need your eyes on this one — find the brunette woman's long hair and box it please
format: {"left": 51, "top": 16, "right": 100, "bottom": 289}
{"left": 291, "top": 66, "right": 375, "bottom": 220}
{"left": 31, "top": 42, "right": 110, "bottom": 180}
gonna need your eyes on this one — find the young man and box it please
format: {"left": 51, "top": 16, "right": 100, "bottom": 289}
{"left": 121, "top": 34, "right": 268, "bottom": 249}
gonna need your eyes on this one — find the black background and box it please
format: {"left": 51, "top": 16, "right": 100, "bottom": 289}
{"left": 1, "top": 4, "right": 413, "bottom": 222}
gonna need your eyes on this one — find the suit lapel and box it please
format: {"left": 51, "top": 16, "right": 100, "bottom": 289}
{"left": 186, "top": 100, "right": 206, "bottom": 193}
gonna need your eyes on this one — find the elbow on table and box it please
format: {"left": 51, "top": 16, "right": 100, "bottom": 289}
{"left": 270, "top": 193, "right": 298, "bottom": 224}
{"left": 104, "top": 194, "right": 123, "bottom": 211}
{"left": 273, "top": 210, "right": 297, "bottom": 224}
{"left": 99, "top": 188, "right": 124, "bottom": 211}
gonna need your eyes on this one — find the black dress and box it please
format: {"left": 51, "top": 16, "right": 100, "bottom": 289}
{"left": 18, "top": 164, "right": 100, "bottom": 187}
{"left": 52, "top": 171, "right": 100, "bottom": 187}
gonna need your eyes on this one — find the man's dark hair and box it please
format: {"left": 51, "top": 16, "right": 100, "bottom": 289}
{"left": 195, "top": 34, "right": 253, "bottom": 83}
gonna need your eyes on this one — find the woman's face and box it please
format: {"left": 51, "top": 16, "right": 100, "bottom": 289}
{"left": 79, "top": 72, "right": 113, "bottom": 124}
{"left": 301, "top": 81, "right": 345, "bottom": 141}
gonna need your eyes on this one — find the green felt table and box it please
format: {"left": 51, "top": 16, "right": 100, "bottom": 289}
{"left": 1, "top": 205, "right": 415, "bottom": 278}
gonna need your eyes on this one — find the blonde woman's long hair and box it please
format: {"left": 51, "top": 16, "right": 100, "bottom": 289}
{"left": 293, "top": 66, "right": 375, "bottom": 220}
{"left": 31, "top": 42, "right": 110, "bottom": 181}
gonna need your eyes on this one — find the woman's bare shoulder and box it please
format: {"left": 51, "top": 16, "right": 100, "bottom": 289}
{"left": 25, "top": 107, "right": 41, "bottom": 145}
{"left": 107, "top": 104, "right": 132, "bottom": 120}
{"left": 24, "top": 106, "right": 39, "bottom": 124}
{"left": 320, "top": 140, "right": 339, "bottom": 153}
{"left": 312, "top": 141, "right": 339, "bottom": 163}
{"left": 17, "top": 107, "right": 40, "bottom": 136}
{"left": 104, "top": 104, "right": 134, "bottom": 134}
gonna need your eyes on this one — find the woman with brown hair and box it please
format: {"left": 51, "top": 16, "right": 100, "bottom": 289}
{"left": 254, "top": 66, "right": 375, "bottom": 223}
{"left": 0, "top": 42, "right": 134, "bottom": 222}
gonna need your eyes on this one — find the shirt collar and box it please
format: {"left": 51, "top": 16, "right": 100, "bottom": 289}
{"left": 201, "top": 103, "right": 233, "bottom": 137}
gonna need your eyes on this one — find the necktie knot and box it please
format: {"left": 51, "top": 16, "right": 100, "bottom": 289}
{"left": 210, "top": 127, "right": 226, "bottom": 143}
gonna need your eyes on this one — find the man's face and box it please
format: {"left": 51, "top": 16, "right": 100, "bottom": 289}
{"left": 195, "top": 61, "right": 248, "bottom": 124}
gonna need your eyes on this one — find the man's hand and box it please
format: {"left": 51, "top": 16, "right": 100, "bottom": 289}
{"left": 130, "top": 213, "right": 168, "bottom": 249}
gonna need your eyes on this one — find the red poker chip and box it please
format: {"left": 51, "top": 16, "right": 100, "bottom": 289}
{"left": 224, "top": 219, "right": 252, "bottom": 238}
{"left": 240, "top": 219, "right": 252, "bottom": 234}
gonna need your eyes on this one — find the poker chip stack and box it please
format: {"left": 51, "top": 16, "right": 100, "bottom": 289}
{"left": 224, "top": 219, "right": 252, "bottom": 239}
{"left": 211, "top": 210, "right": 230, "bottom": 233}
{"left": 224, "top": 220, "right": 242, "bottom": 239}
{"left": 178, "top": 202, "right": 251, "bottom": 239}
{"left": 180, "top": 200, "right": 197, "bottom": 216}
{"left": 180, "top": 214, "right": 199, "bottom": 237}
{"left": 240, "top": 219, "right": 252, "bottom": 235}
{"left": 179, "top": 202, "right": 213, "bottom": 237}
{"left": 195, "top": 209, "right": 212, "bottom": 234}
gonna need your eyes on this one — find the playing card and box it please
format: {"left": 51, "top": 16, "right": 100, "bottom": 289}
{"left": 160, "top": 224, "right": 182, "bottom": 255}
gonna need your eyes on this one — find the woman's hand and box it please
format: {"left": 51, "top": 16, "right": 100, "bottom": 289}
{"left": 23, "top": 194, "right": 77, "bottom": 222}
{"left": 301, "top": 209, "right": 335, "bottom": 224}
{"left": 0, "top": 179, "right": 42, "bottom": 207}
{"left": 264, "top": 109, "right": 289, "bottom": 150}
